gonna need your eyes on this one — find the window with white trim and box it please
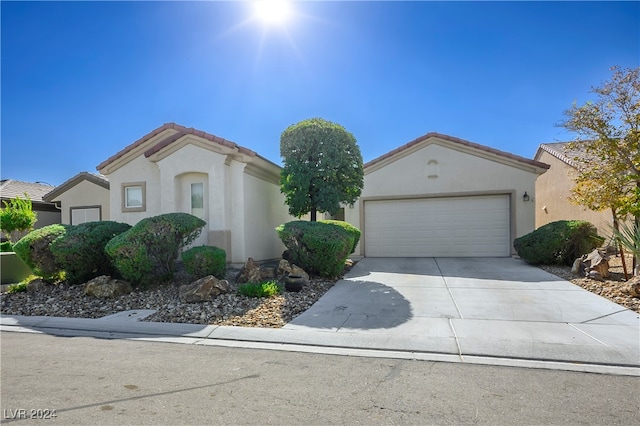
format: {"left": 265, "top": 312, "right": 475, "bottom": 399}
{"left": 191, "top": 182, "right": 204, "bottom": 219}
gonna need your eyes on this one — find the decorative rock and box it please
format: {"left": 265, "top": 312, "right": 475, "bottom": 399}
{"left": 276, "top": 259, "right": 310, "bottom": 283}
{"left": 290, "top": 265, "right": 309, "bottom": 283}
{"left": 571, "top": 258, "right": 584, "bottom": 276}
{"left": 84, "top": 276, "right": 132, "bottom": 298}
{"left": 588, "top": 270, "right": 604, "bottom": 282}
{"left": 624, "top": 275, "right": 640, "bottom": 297}
{"left": 235, "top": 258, "right": 262, "bottom": 283}
{"left": 179, "top": 275, "right": 230, "bottom": 303}
{"left": 26, "top": 279, "right": 47, "bottom": 294}
{"left": 583, "top": 249, "right": 609, "bottom": 278}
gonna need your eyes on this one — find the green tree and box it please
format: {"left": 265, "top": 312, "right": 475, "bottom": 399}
{"left": 280, "top": 118, "right": 364, "bottom": 221}
{"left": 0, "top": 194, "right": 37, "bottom": 242}
{"left": 560, "top": 66, "right": 640, "bottom": 271}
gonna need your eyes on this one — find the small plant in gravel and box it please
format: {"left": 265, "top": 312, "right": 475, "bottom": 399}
{"left": 5, "top": 274, "right": 39, "bottom": 294}
{"left": 238, "top": 280, "right": 282, "bottom": 298}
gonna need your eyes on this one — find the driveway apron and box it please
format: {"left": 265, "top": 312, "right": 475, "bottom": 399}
{"left": 285, "top": 257, "right": 640, "bottom": 367}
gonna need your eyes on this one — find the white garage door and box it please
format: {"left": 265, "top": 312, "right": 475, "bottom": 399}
{"left": 364, "top": 195, "right": 510, "bottom": 257}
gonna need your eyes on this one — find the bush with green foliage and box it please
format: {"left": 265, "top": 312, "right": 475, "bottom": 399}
{"left": 105, "top": 213, "right": 205, "bottom": 287}
{"left": 238, "top": 280, "right": 282, "bottom": 298}
{"left": 13, "top": 224, "right": 68, "bottom": 281}
{"left": 276, "top": 220, "right": 352, "bottom": 278}
{"left": 320, "top": 220, "right": 361, "bottom": 253}
{"left": 514, "top": 220, "right": 604, "bottom": 266}
{"left": 0, "top": 241, "right": 13, "bottom": 252}
{"left": 1, "top": 195, "right": 37, "bottom": 242}
{"left": 51, "top": 221, "right": 131, "bottom": 284}
{"left": 182, "top": 245, "right": 226, "bottom": 279}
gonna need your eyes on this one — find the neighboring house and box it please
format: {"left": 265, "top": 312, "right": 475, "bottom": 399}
{"left": 0, "top": 179, "right": 61, "bottom": 240}
{"left": 96, "top": 123, "right": 296, "bottom": 264}
{"left": 43, "top": 172, "right": 110, "bottom": 225}
{"left": 534, "top": 142, "right": 613, "bottom": 234}
{"left": 343, "top": 133, "right": 549, "bottom": 257}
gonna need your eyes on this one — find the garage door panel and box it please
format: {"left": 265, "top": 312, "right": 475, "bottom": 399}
{"left": 364, "top": 195, "right": 510, "bottom": 257}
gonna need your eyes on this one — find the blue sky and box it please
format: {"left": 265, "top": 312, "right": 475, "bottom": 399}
{"left": 2, "top": 1, "right": 639, "bottom": 185}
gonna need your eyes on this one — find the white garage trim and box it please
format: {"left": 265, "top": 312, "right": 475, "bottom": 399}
{"left": 363, "top": 194, "right": 511, "bottom": 257}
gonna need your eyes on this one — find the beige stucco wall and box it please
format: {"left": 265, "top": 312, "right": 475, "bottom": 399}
{"left": 105, "top": 142, "right": 291, "bottom": 263}
{"left": 344, "top": 140, "right": 542, "bottom": 256}
{"left": 47, "top": 180, "right": 110, "bottom": 225}
{"left": 535, "top": 150, "right": 612, "bottom": 234}
{"left": 243, "top": 173, "right": 291, "bottom": 262}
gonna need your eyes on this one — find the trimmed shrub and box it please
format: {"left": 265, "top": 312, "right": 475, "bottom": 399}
{"left": 514, "top": 220, "right": 605, "bottom": 266}
{"left": 320, "top": 220, "right": 361, "bottom": 253}
{"left": 182, "top": 246, "right": 226, "bottom": 279}
{"left": 276, "top": 220, "right": 352, "bottom": 278}
{"left": 13, "top": 224, "right": 68, "bottom": 281}
{"left": 0, "top": 241, "right": 13, "bottom": 252}
{"left": 238, "top": 280, "right": 282, "bottom": 298}
{"left": 105, "top": 213, "right": 205, "bottom": 287}
{"left": 51, "top": 221, "right": 131, "bottom": 284}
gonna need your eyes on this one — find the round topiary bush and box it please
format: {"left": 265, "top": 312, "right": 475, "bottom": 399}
{"left": 51, "top": 221, "right": 132, "bottom": 284}
{"left": 105, "top": 213, "right": 206, "bottom": 287}
{"left": 13, "top": 224, "right": 69, "bottom": 282}
{"left": 182, "top": 245, "right": 226, "bottom": 279}
{"left": 276, "top": 220, "right": 353, "bottom": 278}
{"left": 514, "top": 220, "right": 605, "bottom": 266}
{"left": 320, "top": 220, "right": 361, "bottom": 253}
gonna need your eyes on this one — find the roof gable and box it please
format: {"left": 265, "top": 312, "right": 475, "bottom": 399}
{"left": 365, "top": 132, "right": 550, "bottom": 174}
{"left": 96, "top": 123, "right": 262, "bottom": 175}
{"left": 43, "top": 172, "right": 109, "bottom": 202}
{"left": 0, "top": 179, "right": 55, "bottom": 203}
{"left": 534, "top": 142, "right": 596, "bottom": 169}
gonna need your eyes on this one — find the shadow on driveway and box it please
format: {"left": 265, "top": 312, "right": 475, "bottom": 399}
{"left": 286, "top": 279, "right": 412, "bottom": 330}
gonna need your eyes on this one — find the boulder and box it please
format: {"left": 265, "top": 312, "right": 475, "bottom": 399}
{"left": 179, "top": 275, "right": 230, "bottom": 303}
{"left": 84, "top": 276, "right": 132, "bottom": 298}
{"left": 235, "top": 258, "right": 262, "bottom": 283}
{"left": 573, "top": 249, "right": 610, "bottom": 279}
{"left": 26, "top": 278, "right": 48, "bottom": 294}
{"left": 276, "top": 259, "right": 309, "bottom": 283}
{"left": 624, "top": 275, "right": 640, "bottom": 297}
{"left": 571, "top": 258, "right": 584, "bottom": 276}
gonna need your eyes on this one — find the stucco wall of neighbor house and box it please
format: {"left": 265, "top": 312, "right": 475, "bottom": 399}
{"left": 535, "top": 150, "right": 612, "bottom": 234}
{"left": 344, "top": 140, "right": 540, "bottom": 256}
{"left": 47, "top": 180, "right": 110, "bottom": 224}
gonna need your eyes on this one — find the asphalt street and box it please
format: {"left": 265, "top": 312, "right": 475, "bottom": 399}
{"left": 1, "top": 332, "right": 638, "bottom": 425}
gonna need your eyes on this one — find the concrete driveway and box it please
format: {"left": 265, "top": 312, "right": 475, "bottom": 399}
{"left": 285, "top": 257, "right": 640, "bottom": 367}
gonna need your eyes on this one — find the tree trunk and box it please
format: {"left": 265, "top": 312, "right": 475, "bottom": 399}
{"left": 310, "top": 208, "right": 317, "bottom": 222}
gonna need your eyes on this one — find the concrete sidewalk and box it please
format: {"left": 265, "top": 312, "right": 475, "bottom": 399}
{"left": 1, "top": 257, "right": 639, "bottom": 376}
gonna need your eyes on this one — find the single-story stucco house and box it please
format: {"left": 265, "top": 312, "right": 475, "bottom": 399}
{"left": 534, "top": 142, "right": 613, "bottom": 234}
{"left": 51, "top": 123, "right": 549, "bottom": 263}
{"left": 43, "top": 172, "right": 110, "bottom": 225}
{"left": 0, "top": 179, "right": 61, "bottom": 241}
{"left": 344, "top": 133, "right": 549, "bottom": 257}
{"left": 95, "top": 123, "right": 297, "bottom": 264}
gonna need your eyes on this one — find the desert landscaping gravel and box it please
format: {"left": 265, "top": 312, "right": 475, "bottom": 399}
{"left": 2, "top": 256, "right": 638, "bottom": 327}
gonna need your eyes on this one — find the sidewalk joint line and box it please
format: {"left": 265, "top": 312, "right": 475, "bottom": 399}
{"left": 448, "top": 318, "right": 464, "bottom": 361}
{"left": 434, "top": 258, "right": 464, "bottom": 319}
{"left": 579, "top": 309, "right": 632, "bottom": 324}
{"left": 567, "top": 323, "right": 610, "bottom": 347}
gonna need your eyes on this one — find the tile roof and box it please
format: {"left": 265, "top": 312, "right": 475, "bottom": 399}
{"left": 0, "top": 180, "right": 56, "bottom": 203}
{"left": 97, "top": 123, "right": 258, "bottom": 172}
{"left": 43, "top": 172, "right": 109, "bottom": 202}
{"left": 536, "top": 142, "right": 589, "bottom": 168}
{"left": 365, "top": 132, "right": 550, "bottom": 171}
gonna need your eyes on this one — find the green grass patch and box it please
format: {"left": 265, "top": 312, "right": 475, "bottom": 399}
{"left": 238, "top": 280, "right": 282, "bottom": 298}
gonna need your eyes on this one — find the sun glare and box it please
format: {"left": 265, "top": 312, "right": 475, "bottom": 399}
{"left": 253, "top": 0, "right": 291, "bottom": 25}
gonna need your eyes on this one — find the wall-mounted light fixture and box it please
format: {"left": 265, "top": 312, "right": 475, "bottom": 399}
{"left": 523, "top": 192, "right": 530, "bottom": 202}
